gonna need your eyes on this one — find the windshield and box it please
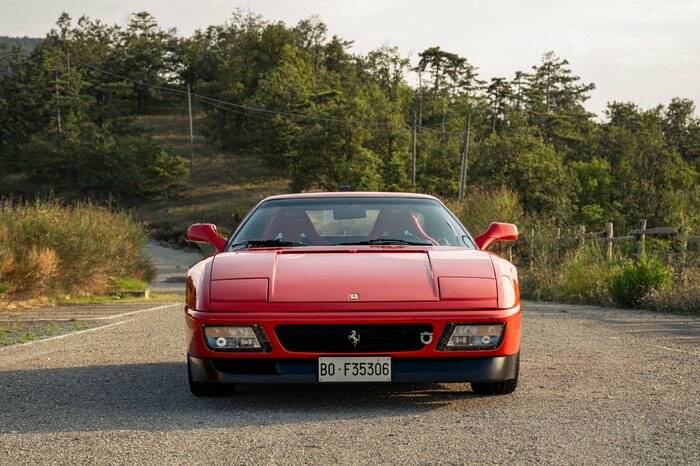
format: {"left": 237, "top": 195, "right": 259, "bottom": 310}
{"left": 229, "top": 197, "right": 473, "bottom": 249}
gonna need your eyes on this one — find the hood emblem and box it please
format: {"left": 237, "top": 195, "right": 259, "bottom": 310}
{"left": 420, "top": 331, "right": 433, "bottom": 345}
{"left": 348, "top": 330, "right": 361, "bottom": 346}
{"left": 349, "top": 292, "right": 360, "bottom": 301}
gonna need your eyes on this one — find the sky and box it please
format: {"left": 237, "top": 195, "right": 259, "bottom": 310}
{"left": 2, "top": 0, "right": 699, "bottom": 117}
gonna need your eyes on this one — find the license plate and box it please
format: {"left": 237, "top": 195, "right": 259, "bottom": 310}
{"left": 318, "top": 356, "right": 391, "bottom": 382}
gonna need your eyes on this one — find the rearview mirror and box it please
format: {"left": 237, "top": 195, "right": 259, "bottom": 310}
{"left": 186, "top": 223, "right": 227, "bottom": 252}
{"left": 333, "top": 206, "right": 367, "bottom": 220}
{"left": 474, "top": 222, "right": 518, "bottom": 250}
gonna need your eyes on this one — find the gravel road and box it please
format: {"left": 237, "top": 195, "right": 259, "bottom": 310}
{"left": 0, "top": 301, "right": 698, "bottom": 464}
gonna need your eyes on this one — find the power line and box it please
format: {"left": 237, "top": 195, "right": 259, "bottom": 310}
{"left": 72, "top": 56, "right": 463, "bottom": 135}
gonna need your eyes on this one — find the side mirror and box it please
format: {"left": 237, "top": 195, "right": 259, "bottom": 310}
{"left": 474, "top": 222, "right": 518, "bottom": 250}
{"left": 186, "top": 223, "right": 227, "bottom": 252}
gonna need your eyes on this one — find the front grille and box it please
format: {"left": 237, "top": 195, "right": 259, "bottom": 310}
{"left": 275, "top": 324, "right": 433, "bottom": 353}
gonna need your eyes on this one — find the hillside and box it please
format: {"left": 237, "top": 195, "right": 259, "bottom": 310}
{"left": 0, "top": 36, "right": 42, "bottom": 54}
{"left": 131, "top": 114, "right": 289, "bottom": 245}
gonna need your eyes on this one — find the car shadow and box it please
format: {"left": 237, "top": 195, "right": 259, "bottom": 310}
{"left": 0, "top": 361, "right": 483, "bottom": 434}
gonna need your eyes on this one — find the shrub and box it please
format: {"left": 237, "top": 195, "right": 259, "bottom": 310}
{"left": 608, "top": 257, "right": 673, "bottom": 308}
{"left": 448, "top": 185, "right": 524, "bottom": 235}
{"left": 0, "top": 199, "right": 155, "bottom": 300}
{"left": 554, "top": 241, "right": 616, "bottom": 304}
{"left": 641, "top": 286, "right": 700, "bottom": 314}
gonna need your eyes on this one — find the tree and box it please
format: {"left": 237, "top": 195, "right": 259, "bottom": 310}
{"left": 0, "top": 13, "right": 189, "bottom": 202}
{"left": 486, "top": 77, "right": 513, "bottom": 133}
{"left": 522, "top": 51, "right": 595, "bottom": 160}
{"left": 663, "top": 98, "right": 700, "bottom": 165}
{"left": 470, "top": 128, "right": 574, "bottom": 219}
{"left": 242, "top": 45, "right": 315, "bottom": 167}
{"left": 113, "top": 12, "right": 177, "bottom": 113}
{"left": 571, "top": 157, "right": 615, "bottom": 226}
{"left": 599, "top": 102, "right": 699, "bottom": 228}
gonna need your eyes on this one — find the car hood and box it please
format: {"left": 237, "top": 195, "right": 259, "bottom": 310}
{"left": 209, "top": 247, "right": 497, "bottom": 306}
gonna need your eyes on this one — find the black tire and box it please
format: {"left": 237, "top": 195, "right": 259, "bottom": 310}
{"left": 187, "top": 357, "right": 236, "bottom": 397}
{"left": 470, "top": 355, "right": 519, "bottom": 395}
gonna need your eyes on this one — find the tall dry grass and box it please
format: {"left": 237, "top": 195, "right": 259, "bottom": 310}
{"left": 0, "top": 200, "right": 155, "bottom": 300}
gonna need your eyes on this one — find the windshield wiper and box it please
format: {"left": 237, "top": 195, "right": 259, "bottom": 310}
{"left": 230, "top": 239, "right": 306, "bottom": 250}
{"left": 336, "top": 238, "right": 433, "bottom": 246}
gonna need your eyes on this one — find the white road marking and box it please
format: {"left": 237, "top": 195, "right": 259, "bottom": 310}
{"left": 655, "top": 345, "right": 700, "bottom": 356}
{"left": 0, "top": 303, "right": 179, "bottom": 352}
{"left": 0, "top": 319, "right": 133, "bottom": 351}
{"left": 89, "top": 302, "right": 181, "bottom": 320}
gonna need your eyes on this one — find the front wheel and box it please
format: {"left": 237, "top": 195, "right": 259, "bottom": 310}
{"left": 187, "top": 357, "right": 236, "bottom": 396}
{"left": 470, "top": 355, "right": 519, "bottom": 395}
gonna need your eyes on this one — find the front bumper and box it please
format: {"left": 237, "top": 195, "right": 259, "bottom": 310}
{"left": 186, "top": 307, "right": 521, "bottom": 358}
{"left": 189, "top": 353, "right": 520, "bottom": 384}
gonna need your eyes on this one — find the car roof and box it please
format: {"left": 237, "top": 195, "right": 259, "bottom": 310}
{"left": 261, "top": 192, "right": 440, "bottom": 202}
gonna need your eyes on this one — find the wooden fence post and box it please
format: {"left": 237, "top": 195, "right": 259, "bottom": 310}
{"left": 637, "top": 219, "right": 647, "bottom": 258}
{"left": 680, "top": 240, "right": 688, "bottom": 285}
{"left": 678, "top": 222, "right": 689, "bottom": 285}
{"left": 529, "top": 228, "right": 535, "bottom": 271}
{"left": 508, "top": 244, "right": 513, "bottom": 263}
{"left": 578, "top": 225, "right": 586, "bottom": 247}
{"left": 556, "top": 227, "right": 561, "bottom": 259}
{"left": 605, "top": 222, "right": 614, "bottom": 261}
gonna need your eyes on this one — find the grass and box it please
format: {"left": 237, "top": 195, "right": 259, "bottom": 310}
{"left": 0, "top": 321, "right": 92, "bottom": 347}
{"left": 131, "top": 114, "right": 290, "bottom": 247}
{"left": 54, "top": 292, "right": 181, "bottom": 305}
{"left": 115, "top": 277, "right": 149, "bottom": 291}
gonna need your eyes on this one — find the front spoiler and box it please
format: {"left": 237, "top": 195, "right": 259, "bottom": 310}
{"left": 188, "top": 353, "right": 519, "bottom": 384}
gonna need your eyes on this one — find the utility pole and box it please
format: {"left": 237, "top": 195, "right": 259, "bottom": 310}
{"left": 417, "top": 72, "right": 423, "bottom": 128}
{"left": 54, "top": 70, "right": 62, "bottom": 136}
{"left": 187, "top": 84, "right": 194, "bottom": 176}
{"left": 458, "top": 112, "right": 472, "bottom": 202}
{"left": 412, "top": 112, "right": 417, "bottom": 190}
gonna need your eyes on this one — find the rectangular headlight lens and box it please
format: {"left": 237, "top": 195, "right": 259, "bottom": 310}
{"left": 443, "top": 324, "right": 504, "bottom": 350}
{"left": 204, "top": 326, "right": 262, "bottom": 350}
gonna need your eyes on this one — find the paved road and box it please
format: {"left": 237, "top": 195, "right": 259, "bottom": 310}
{"left": 144, "top": 240, "right": 202, "bottom": 294}
{"left": 0, "top": 301, "right": 698, "bottom": 464}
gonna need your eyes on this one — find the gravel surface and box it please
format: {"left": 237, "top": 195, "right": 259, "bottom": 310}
{"left": 0, "top": 301, "right": 698, "bottom": 464}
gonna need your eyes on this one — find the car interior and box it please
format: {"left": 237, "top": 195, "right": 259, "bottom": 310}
{"left": 253, "top": 204, "right": 464, "bottom": 247}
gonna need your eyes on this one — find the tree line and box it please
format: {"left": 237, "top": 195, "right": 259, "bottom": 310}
{"left": 0, "top": 11, "right": 698, "bottom": 231}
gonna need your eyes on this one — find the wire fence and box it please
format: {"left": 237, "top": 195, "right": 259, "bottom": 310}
{"left": 500, "top": 220, "right": 700, "bottom": 281}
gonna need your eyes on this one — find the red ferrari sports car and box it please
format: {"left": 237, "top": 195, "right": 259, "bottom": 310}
{"left": 184, "top": 192, "right": 520, "bottom": 396}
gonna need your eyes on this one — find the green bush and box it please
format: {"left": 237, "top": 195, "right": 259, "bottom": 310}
{"left": 608, "top": 257, "right": 673, "bottom": 308}
{"left": 0, "top": 199, "right": 155, "bottom": 300}
{"left": 554, "top": 241, "right": 616, "bottom": 304}
{"left": 448, "top": 185, "right": 524, "bottom": 236}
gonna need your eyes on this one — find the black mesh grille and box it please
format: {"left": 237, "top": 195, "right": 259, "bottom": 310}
{"left": 275, "top": 324, "right": 433, "bottom": 353}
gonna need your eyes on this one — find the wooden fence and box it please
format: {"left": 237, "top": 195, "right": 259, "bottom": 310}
{"left": 518, "top": 219, "right": 699, "bottom": 277}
